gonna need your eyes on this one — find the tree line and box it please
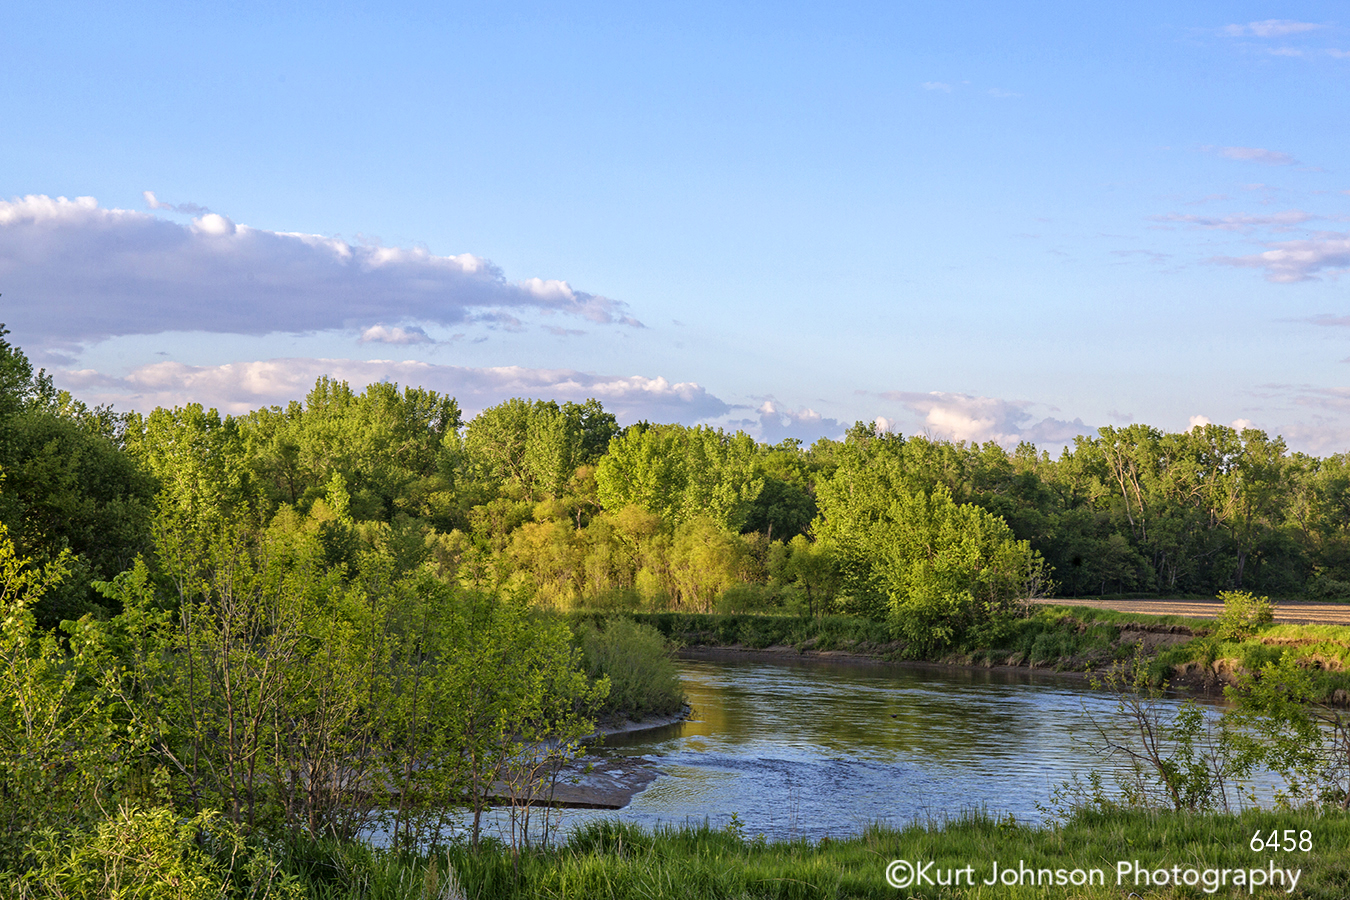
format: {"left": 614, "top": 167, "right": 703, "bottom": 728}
{"left": 6, "top": 329, "right": 1350, "bottom": 638}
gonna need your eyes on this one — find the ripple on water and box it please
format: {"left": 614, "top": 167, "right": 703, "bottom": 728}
{"left": 452, "top": 657, "right": 1274, "bottom": 845}
{"left": 576, "top": 657, "right": 1267, "bottom": 841}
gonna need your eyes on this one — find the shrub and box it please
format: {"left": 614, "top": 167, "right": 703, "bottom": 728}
{"left": 715, "top": 582, "right": 795, "bottom": 615}
{"left": 12, "top": 805, "right": 301, "bottom": 900}
{"left": 1306, "top": 573, "right": 1350, "bottom": 600}
{"left": 583, "top": 587, "right": 643, "bottom": 613}
{"left": 1216, "top": 590, "right": 1275, "bottom": 640}
{"left": 577, "top": 618, "right": 684, "bottom": 719}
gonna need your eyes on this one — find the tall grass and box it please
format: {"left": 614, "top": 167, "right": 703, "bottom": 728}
{"left": 262, "top": 808, "right": 1350, "bottom": 899}
{"left": 575, "top": 617, "right": 685, "bottom": 718}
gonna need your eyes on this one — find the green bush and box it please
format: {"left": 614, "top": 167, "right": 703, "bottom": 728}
{"left": 1306, "top": 573, "right": 1350, "bottom": 600}
{"left": 583, "top": 587, "right": 644, "bottom": 613}
{"left": 1216, "top": 590, "right": 1274, "bottom": 640}
{"left": 577, "top": 618, "right": 684, "bottom": 718}
{"left": 11, "top": 806, "right": 301, "bottom": 900}
{"left": 715, "top": 582, "right": 790, "bottom": 615}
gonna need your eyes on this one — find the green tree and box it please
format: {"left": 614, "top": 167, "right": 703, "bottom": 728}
{"left": 0, "top": 329, "right": 156, "bottom": 623}
{"left": 433, "top": 592, "right": 607, "bottom": 848}
{"left": 874, "top": 487, "right": 1041, "bottom": 652}
{"left": 464, "top": 398, "right": 616, "bottom": 504}
{"left": 242, "top": 377, "right": 461, "bottom": 521}
{"left": 595, "top": 425, "right": 763, "bottom": 531}
{"left": 815, "top": 426, "right": 1041, "bottom": 643}
{"left": 1225, "top": 651, "right": 1350, "bottom": 808}
{"left": 0, "top": 524, "right": 126, "bottom": 865}
{"left": 782, "top": 534, "right": 840, "bottom": 618}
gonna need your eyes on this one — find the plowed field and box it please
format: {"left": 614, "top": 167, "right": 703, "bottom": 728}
{"left": 1032, "top": 597, "right": 1350, "bottom": 626}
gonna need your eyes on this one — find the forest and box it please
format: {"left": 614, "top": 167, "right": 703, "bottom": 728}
{"left": 5, "top": 326, "right": 1350, "bottom": 641}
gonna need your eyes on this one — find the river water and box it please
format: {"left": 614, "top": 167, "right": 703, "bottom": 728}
{"left": 474, "top": 655, "right": 1255, "bottom": 844}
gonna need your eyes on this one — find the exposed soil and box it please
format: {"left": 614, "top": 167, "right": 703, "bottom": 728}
{"left": 522, "top": 710, "right": 691, "bottom": 809}
{"left": 1032, "top": 597, "right": 1350, "bottom": 626}
{"left": 541, "top": 756, "right": 664, "bottom": 809}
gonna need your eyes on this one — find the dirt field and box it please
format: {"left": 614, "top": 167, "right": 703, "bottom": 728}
{"left": 1032, "top": 597, "right": 1350, "bottom": 626}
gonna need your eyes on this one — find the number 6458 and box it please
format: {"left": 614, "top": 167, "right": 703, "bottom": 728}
{"left": 1250, "top": 830, "right": 1312, "bottom": 852}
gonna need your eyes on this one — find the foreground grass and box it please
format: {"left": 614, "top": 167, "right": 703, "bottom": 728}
{"left": 283, "top": 808, "right": 1350, "bottom": 899}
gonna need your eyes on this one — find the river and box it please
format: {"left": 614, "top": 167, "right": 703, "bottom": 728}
{"left": 468, "top": 654, "right": 1258, "bottom": 844}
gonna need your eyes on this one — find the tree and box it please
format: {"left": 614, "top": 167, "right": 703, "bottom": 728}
{"left": 595, "top": 425, "right": 763, "bottom": 531}
{"left": 815, "top": 426, "right": 1041, "bottom": 643}
{"left": 874, "top": 487, "right": 1041, "bottom": 652}
{"left": 0, "top": 524, "right": 126, "bottom": 865}
{"left": 0, "top": 328, "right": 156, "bottom": 623}
{"left": 0, "top": 325, "right": 34, "bottom": 422}
{"left": 433, "top": 592, "right": 606, "bottom": 849}
{"left": 1226, "top": 651, "right": 1350, "bottom": 808}
{"left": 463, "top": 398, "right": 615, "bottom": 505}
{"left": 242, "top": 377, "right": 461, "bottom": 521}
{"left": 782, "top": 534, "right": 840, "bottom": 618}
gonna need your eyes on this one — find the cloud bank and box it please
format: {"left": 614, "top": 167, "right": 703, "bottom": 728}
{"left": 880, "top": 390, "right": 1093, "bottom": 446}
{"left": 57, "top": 357, "right": 729, "bottom": 423}
{"left": 0, "top": 195, "right": 640, "bottom": 346}
{"left": 750, "top": 399, "right": 848, "bottom": 444}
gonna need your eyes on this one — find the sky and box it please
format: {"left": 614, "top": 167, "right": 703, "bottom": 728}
{"left": 3, "top": 1, "right": 1349, "bottom": 452}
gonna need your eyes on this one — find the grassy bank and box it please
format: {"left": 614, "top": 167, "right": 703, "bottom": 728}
{"left": 342, "top": 807, "right": 1350, "bottom": 899}
{"left": 33, "top": 806, "right": 1344, "bottom": 899}
{"left": 568, "top": 607, "right": 1350, "bottom": 704}
{"left": 572, "top": 607, "right": 1204, "bottom": 670}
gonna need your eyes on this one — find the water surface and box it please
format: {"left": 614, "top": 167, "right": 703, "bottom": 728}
{"left": 470, "top": 656, "right": 1252, "bottom": 843}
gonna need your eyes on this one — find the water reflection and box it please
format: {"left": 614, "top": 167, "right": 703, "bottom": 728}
{"left": 468, "top": 657, "right": 1253, "bottom": 843}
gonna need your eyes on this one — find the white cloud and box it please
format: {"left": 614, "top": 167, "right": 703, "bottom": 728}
{"left": 359, "top": 324, "right": 432, "bottom": 345}
{"left": 191, "top": 213, "right": 236, "bottom": 236}
{"left": 921, "top": 81, "right": 952, "bottom": 92}
{"left": 56, "top": 357, "right": 729, "bottom": 422}
{"left": 1223, "top": 20, "right": 1323, "bottom": 38}
{"left": 1272, "top": 419, "right": 1350, "bottom": 454}
{"left": 1190, "top": 415, "right": 1262, "bottom": 433}
{"left": 1214, "top": 234, "right": 1350, "bottom": 282}
{"left": 0, "top": 194, "right": 640, "bottom": 347}
{"left": 752, "top": 399, "right": 847, "bottom": 444}
{"left": 1212, "top": 146, "right": 1299, "bottom": 166}
{"left": 1151, "top": 209, "right": 1317, "bottom": 232}
{"left": 880, "top": 391, "right": 1093, "bottom": 447}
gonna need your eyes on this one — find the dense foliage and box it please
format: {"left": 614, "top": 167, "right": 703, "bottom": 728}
{"left": 6, "top": 324, "right": 1350, "bottom": 894}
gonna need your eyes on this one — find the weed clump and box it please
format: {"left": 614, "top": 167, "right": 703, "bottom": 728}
{"left": 577, "top": 618, "right": 685, "bottom": 719}
{"left": 1216, "top": 590, "right": 1275, "bottom": 640}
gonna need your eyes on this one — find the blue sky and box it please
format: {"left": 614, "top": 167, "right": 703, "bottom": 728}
{"left": 4, "top": 2, "right": 1349, "bottom": 451}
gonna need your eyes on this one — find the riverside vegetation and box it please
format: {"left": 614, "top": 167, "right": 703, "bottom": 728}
{"left": 1, "top": 324, "right": 1349, "bottom": 897}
